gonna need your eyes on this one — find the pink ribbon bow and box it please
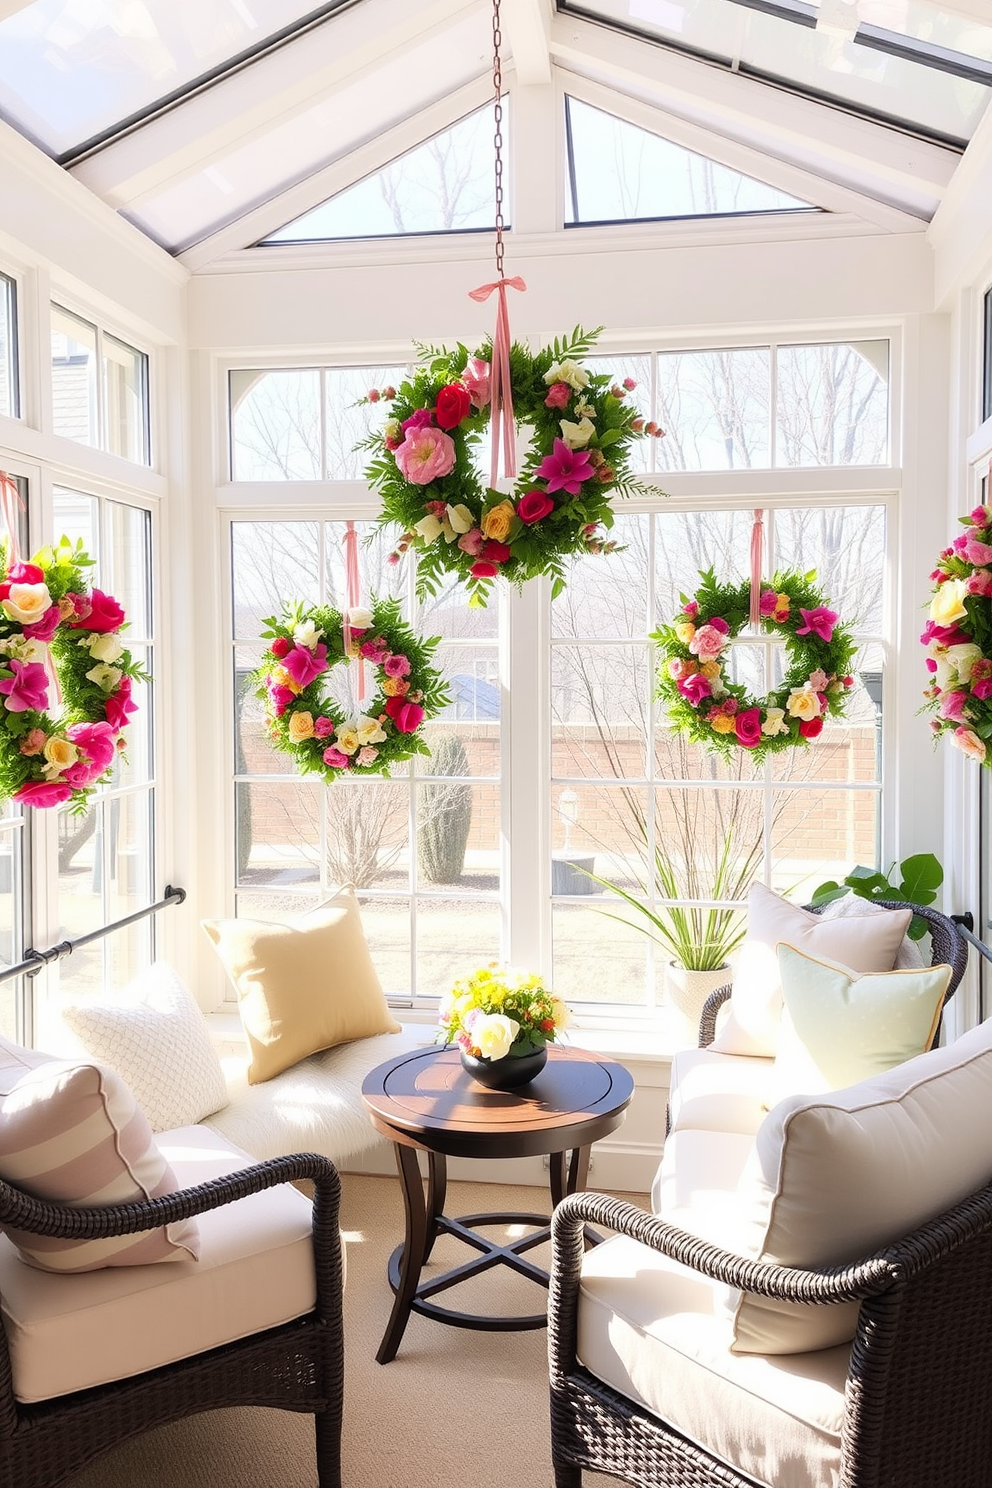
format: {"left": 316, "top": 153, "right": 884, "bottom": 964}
{"left": 342, "top": 521, "right": 366, "bottom": 702}
{"left": 468, "top": 275, "right": 526, "bottom": 488}
{"left": 749, "top": 509, "right": 765, "bottom": 627}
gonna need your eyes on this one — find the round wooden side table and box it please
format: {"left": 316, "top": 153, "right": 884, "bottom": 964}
{"left": 361, "top": 1042, "right": 634, "bottom": 1363}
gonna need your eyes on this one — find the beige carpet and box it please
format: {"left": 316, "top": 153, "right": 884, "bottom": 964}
{"left": 66, "top": 1173, "right": 643, "bottom": 1488}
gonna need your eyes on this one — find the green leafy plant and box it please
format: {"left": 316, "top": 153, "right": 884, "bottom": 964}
{"left": 809, "top": 853, "right": 943, "bottom": 939}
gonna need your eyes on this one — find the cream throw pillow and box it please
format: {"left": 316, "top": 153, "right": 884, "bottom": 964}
{"left": 710, "top": 883, "right": 913, "bottom": 1058}
{"left": 768, "top": 943, "right": 950, "bottom": 1104}
{"left": 202, "top": 888, "right": 400, "bottom": 1084}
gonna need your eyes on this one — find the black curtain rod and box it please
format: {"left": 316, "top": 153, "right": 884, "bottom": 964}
{"left": 952, "top": 912, "right": 992, "bottom": 967}
{"left": 0, "top": 885, "right": 187, "bottom": 986}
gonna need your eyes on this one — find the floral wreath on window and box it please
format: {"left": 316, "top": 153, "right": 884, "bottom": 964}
{"left": 257, "top": 596, "right": 450, "bottom": 780}
{"left": 0, "top": 538, "right": 143, "bottom": 810}
{"left": 360, "top": 328, "right": 663, "bottom": 605}
{"left": 653, "top": 569, "right": 858, "bottom": 763}
{"left": 921, "top": 501, "right": 992, "bottom": 767}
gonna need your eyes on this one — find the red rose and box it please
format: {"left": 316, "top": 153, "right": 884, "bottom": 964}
{"left": 470, "top": 560, "right": 499, "bottom": 578}
{"left": 7, "top": 562, "right": 44, "bottom": 584}
{"left": 517, "top": 490, "right": 554, "bottom": 525}
{"left": 434, "top": 384, "right": 471, "bottom": 430}
{"left": 71, "top": 588, "right": 125, "bottom": 633}
{"left": 270, "top": 636, "right": 290, "bottom": 658}
{"left": 799, "top": 717, "right": 823, "bottom": 738}
{"left": 384, "top": 696, "right": 425, "bottom": 733}
{"left": 483, "top": 540, "right": 511, "bottom": 563}
{"left": 734, "top": 708, "right": 762, "bottom": 748}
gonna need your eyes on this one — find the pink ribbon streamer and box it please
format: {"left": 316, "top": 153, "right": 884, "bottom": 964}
{"left": 342, "top": 521, "right": 366, "bottom": 703}
{"left": 467, "top": 275, "right": 526, "bottom": 488}
{"left": 749, "top": 509, "right": 765, "bottom": 627}
{"left": 0, "top": 471, "right": 24, "bottom": 567}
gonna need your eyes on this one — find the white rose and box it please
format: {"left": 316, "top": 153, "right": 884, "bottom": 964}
{"left": 761, "top": 707, "right": 789, "bottom": 736}
{"left": 17, "top": 638, "right": 48, "bottom": 665}
{"left": 335, "top": 725, "right": 360, "bottom": 756}
{"left": 414, "top": 515, "right": 443, "bottom": 544}
{"left": 89, "top": 633, "right": 124, "bottom": 663}
{"left": 1, "top": 582, "right": 52, "bottom": 626}
{"left": 445, "top": 503, "right": 475, "bottom": 534}
{"left": 544, "top": 359, "right": 590, "bottom": 391}
{"left": 85, "top": 662, "right": 123, "bottom": 692}
{"left": 354, "top": 714, "right": 387, "bottom": 745}
{"left": 946, "top": 642, "right": 982, "bottom": 684}
{"left": 929, "top": 577, "right": 969, "bottom": 627}
{"left": 559, "top": 417, "right": 596, "bottom": 450}
{"left": 786, "top": 684, "right": 821, "bottom": 721}
{"left": 293, "top": 619, "right": 325, "bottom": 651}
{"left": 345, "top": 607, "right": 373, "bottom": 631}
{"left": 473, "top": 1013, "right": 520, "bottom": 1061}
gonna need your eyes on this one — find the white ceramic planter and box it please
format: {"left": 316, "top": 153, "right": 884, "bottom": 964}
{"left": 665, "top": 963, "right": 732, "bottom": 1033}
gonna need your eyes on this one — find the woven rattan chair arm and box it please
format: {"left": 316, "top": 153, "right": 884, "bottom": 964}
{"left": 697, "top": 984, "right": 731, "bottom": 1047}
{"left": 550, "top": 1193, "right": 897, "bottom": 1305}
{"left": 0, "top": 1151, "right": 340, "bottom": 1242}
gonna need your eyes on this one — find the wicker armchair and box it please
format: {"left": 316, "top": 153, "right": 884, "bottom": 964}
{"left": 0, "top": 1150, "right": 344, "bottom": 1488}
{"left": 697, "top": 901, "right": 967, "bottom": 1048}
{"left": 549, "top": 1179, "right": 992, "bottom": 1488}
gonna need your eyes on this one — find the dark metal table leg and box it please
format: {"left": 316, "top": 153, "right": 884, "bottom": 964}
{"left": 376, "top": 1143, "right": 429, "bottom": 1364}
{"left": 424, "top": 1150, "right": 447, "bottom": 1263}
{"left": 548, "top": 1145, "right": 591, "bottom": 1207}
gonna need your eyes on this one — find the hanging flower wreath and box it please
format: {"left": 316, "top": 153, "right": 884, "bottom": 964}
{"left": 0, "top": 538, "right": 143, "bottom": 810}
{"left": 360, "top": 327, "right": 663, "bottom": 605}
{"left": 653, "top": 569, "right": 858, "bottom": 763}
{"left": 257, "top": 596, "right": 450, "bottom": 780}
{"left": 920, "top": 501, "right": 992, "bottom": 767}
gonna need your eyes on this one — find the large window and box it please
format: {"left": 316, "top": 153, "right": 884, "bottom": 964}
{"left": 50, "top": 305, "right": 150, "bottom": 464}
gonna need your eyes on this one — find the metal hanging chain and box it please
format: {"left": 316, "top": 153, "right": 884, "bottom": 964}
{"left": 492, "top": 0, "right": 505, "bottom": 281}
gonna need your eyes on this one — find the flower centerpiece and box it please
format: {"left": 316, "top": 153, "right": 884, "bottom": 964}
{"left": 360, "top": 328, "right": 663, "bottom": 605}
{"left": 437, "top": 964, "right": 570, "bottom": 1090}
{"left": 921, "top": 502, "right": 992, "bottom": 767}
{"left": 653, "top": 568, "right": 857, "bottom": 764}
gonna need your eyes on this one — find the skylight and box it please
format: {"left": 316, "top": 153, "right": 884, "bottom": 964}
{"left": 564, "top": 97, "right": 818, "bottom": 225}
{"left": 261, "top": 102, "right": 505, "bottom": 244}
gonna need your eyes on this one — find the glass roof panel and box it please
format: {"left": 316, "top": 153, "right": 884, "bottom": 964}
{"left": 263, "top": 102, "right": 501, "bottom": 244}
{"left": 561, "top": 0, "right": 992, "bottom": 143}
{"left": 0, "top": 0, "right": 352, "bottom": 158}
{"left": 565, "top": 96, "right": 818, "bottom": 223}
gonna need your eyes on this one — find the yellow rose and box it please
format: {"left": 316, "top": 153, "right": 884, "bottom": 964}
{"left": 930, "top": 578, "right": 969, "bottom": 628}
{"left": 711, "top": 714, "right": 736, "bottom": 734}
{"left": 2, "top": 582, "right": 52, "bottom": 625}
{"left": 700, "top": 660, "right": 722, "bottom": 679}
{"left": 41, "top": 736, "right": 79, "bottom": 780}
{"left": 271, "top": 665, "right": 302, "bottom": 696}
{"left": 287, "top": 711, "right": 314, "bottom": 744}
{"left": 335, "top": 726, "right": 360, "bottom": 755}
{"left": 355, "top": 714, "right": 387, "bottom": 745}
{"left": 786, "top": 684, "right": 821, "bottom": 721}
{"left": 481, "top": 500, "right": 516, "bottom": 542}
{"left": 674, "top": 622, "right": 696, "bottom": 645}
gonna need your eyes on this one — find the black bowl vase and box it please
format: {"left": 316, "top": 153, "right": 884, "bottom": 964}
{"left": 460, "top": 1044, "right": 548, "bottom": 1090}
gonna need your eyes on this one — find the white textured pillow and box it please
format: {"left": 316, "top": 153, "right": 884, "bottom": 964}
{"left": 711, "top": 883, "right": 913, "bottom": 1058}
{"left": 816, "top": 893, "right": 928, "bottom": 969}
{"left": 62, "top": 964, "right": 229, "bottom": 1133}
{"left": 729, "top": 1017, "right": 992, "bottom": 1354}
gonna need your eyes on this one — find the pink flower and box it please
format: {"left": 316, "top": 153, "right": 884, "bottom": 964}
{"left": 105, "top": 676, "right": 137, "bottom": 732}
{"left": 462, "top": 357, "right": 491, "bottom": 409}
{"left": 401, "top": 408, "right": 434, "bottom": 434}
{"left": 269, "top": 684, "right": 295, "bottom": 716}
{"left": 808, "top": 669, "right": 829, "bottom": 691}
{"left": 385, "top": 696, "right": 425, "bottom": 732}
{"left": 457, "top": 529, "right": 485, "bottom": 556}
{"left": 63, "top": 721, "right": 116, "bottom": 786}
{"left": 360, "top": 637, "right": 389, "bottom": 663}
{"left": 688, "top": 624, "right": 728, "bottom": 662}
{"left": 677, "top": 673, "right": 711, "bottom": 705}
{"left": 972, "top": 679, "right": 992, "bottom": 700}
{"left": 72, "top": 589, "right": 125, "bottom": 633}
{"left": 270, "top": 636, "right": 290, "bottom": 658}
{"left": 22, "top": 604, "right": 60, "bottom": 641}
{"left": 517, "top": 491, "right": 554, "bottom": 525}
{"left": 971, "top": 506, "right": 991, "bottom": 527}
{"left": 972, "top": 658, "right": 992, "bottom": 680}
{"left": 322, "top": 747, "right": 351, "bottom": 769}
{"left": 357, "top": 746, "right": 379, "bottom": 767}
{"left": 470, "top": 560, "right": 498, "bottom": 578}
{"left": 534, "top": 438, "right": 595, "bottom": 495}
{"left": 952, "top": 726, "right": 987, "bottom": 762}
{"left": 62, "top": 591, "right": 91, "bottom": 623}
{"left": 734, "top": 708, "right": 762, "bottom": 748}
{"left": 6, "top": 562, "right": 44, "bottom": 585}
{"left": 544, "top": 382, "right": 571, "bottom": 409}
{"left": 384, "top": 653, "right": 411, "bottom": 678}
{"left": 0, "top": 659, "right": 49, "bottom": 713}
{"left": 683, "top": 601, "right": 699, "bottom": 618}
{"left": 926, "top": 658, "right": 938, "bottom": 673}
{"left": 282, "top": 642, "right": 328, "bottom": 688}
{"left": 623, "top": 377, "right": 636, "bottom": 390}
{"left": 435, "top": 384, "right": 471, "bottom": 431}
{"left": 14, "top": 779, "right": 73, "bottom": 807}
{"left": 483, "top": 540, "right": 511, "bottom": 563}
{"left": 799, "top": 717, "right": 824, "bottom": 738}
{"left": 967, "top": 570, "right": 992, "bottom": 596}
{"left": 920, "top": 621, "right": 969, "bottom": 646}
{"left": 758, "top": 591, "right": 779, "bottom": 616}
{"left": 19, "top": 728, "right": 46, "bottom": 756}
{"left": 395, "top": 426, "right": 456, "bottom": 485}
{"left": 708, "top": 617, "right": 730, "bottom": 634}
{"left": 796, "top": 606, "right": 838, "bottom": 643}
{"left": 941, "top": 690, "right": 971, "bottom": 722}
{"left": 963, "top": 539, "right": 992, "bottom": 565}
{"left": 313, "top": 716, "right": 334, "bottom": 738}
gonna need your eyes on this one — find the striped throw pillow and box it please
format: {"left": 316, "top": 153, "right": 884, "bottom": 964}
{"left": 0, "top": 1039, "right": 199, "bottom": 1273}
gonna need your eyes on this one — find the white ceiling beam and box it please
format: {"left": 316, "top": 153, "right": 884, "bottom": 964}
{"left": 70, "top": 0, "right": 486, "bottom": 209}
{"left": 550, "top": 13, "right": 958, "bottom": 218}
{"left": 501, "top": 0, "right": 552, "bottom": 86}
{"left": 175, "top": 75, "right": 494, "bottom": 271}
{"left": 929, "top": 92, "right": 992, "bottom": 305}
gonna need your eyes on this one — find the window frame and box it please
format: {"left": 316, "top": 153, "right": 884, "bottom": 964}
{"left": 50, "top": 300, "right": 152, "bottom": 467}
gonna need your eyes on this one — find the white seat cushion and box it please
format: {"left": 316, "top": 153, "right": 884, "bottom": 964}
{"left": 667, "top": 1046, "right": 776, "bottom": 1138}
{"left": 204, "top": 1024, "right": 431, "bottom": 1165}
{"left": 577, "top": 1233, "right": 849, "bottom": 1488}
{"left": 0, "top": 1125, "right": 318, "bottom": 1403}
